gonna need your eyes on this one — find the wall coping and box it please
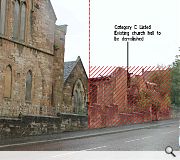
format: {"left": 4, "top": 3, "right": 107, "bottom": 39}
{"left": 0, "top": 117, "right": 20, "bottom": 121}
{"left": 24, "top": 114, "right": 59, "bottom": 119}
{"left": 58, "top": 112, "right": 88, "bottom": 117}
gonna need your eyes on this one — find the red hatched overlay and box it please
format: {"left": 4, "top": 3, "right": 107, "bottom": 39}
{"left": 88, "top": 66, "right": 172, "bottom": 129}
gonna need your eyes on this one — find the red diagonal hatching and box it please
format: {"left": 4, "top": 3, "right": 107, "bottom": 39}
{"left": 88, "top": 65, "right": 172, "bottom": 129}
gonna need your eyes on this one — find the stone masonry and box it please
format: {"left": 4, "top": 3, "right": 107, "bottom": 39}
{"left": 0, "top": 0, "right": 64, "bottom": 117}
{"left": 0, "top": 0, "right": 88, "bottom": 138}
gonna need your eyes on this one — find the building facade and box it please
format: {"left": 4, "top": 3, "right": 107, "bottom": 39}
{"left": 0, "top": 0, "right": 88, "bottom": 137}
{"left": 63, "top": 56, "right": 88, "bottom": 114}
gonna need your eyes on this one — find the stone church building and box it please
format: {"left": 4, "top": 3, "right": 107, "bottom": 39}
{"left": 0, "top": 0, "right": 88, "bottom": 137}
{"left": 63, "top": 56, "right": 88, "bottom": 114}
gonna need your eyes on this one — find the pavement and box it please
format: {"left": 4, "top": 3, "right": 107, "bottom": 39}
{"left": 0, "top": 118, "right": 179, "bottom": 150}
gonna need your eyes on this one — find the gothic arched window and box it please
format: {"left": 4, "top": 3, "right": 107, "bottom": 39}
{"left": 72, "top": 79, "right": 85, "bottom": 114}
{"left": 19, "top": 2, "right": 26, "bottom": 41}
{"left": 13, "top": 0, "right": 26, "bottom": 41}
{"left": 25, "top": 70, "right": 32, "bottom": 101}
{"left": 4, "top": 65, "right": 12, "bottom": 98}
{"left": 73, "top": 90, "right": 78, "bottom": 113}
{"left": 13, "top": 0, "right": 20, "bottom": 39}
{"left": 0, "top": 0, "right": 7, "bottom": 34}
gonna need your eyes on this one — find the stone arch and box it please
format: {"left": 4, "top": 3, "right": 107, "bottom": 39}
{"left": 4, "top": 65, "right": 12, "bottom": 98}
{"left": 72, "top": 79, "right": 85, "bottom": 114}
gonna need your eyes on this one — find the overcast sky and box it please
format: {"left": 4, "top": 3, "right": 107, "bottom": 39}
{"left": 91, "top": 0, "right": 180, "bottom": 67}
{"left": 51, "top": 0, "right": 89, "bottom": 71}
{"left": 51, "top": 0, "right": 180, "bottom": 75}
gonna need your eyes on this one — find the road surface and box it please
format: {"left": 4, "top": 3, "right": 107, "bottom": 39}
{"left": 0, "top": 120, "right": 179, "bottom": 151}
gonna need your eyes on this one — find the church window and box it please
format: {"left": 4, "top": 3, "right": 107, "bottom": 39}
{"left": 73, "top": 80, "right": 85, "bottom": 114}
{"left": 13, "top": 0, "right": 26, "bottom": 41}
{"left": 13, "top": 0, "right": 20, "bottom": 39}
{"left": 0, "top": 0, "right": 7, "bottom": 35}
{"left": 73, "top": 90, "right": 78, "bottom": 113}
{"left": 4, "top": 65, "right": 12, "bottom": 98}
{"left": 25, "top": 70, "right": 32, "bottom": 101}
{"left": 19, "top": 2, "right": 26, "bottom": 41}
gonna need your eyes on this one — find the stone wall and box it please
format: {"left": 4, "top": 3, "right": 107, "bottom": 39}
{"left": 0, "top": 0, "right": 66, "bottom": 117}
{"left": 0, "top": 114, "right": 88, "bottom": 139}
{"left": 0, "top": 37, "right": 54, "bottom": 117}
{"left": 0, "top": 0, "right": 58, "bottom": 117}
{"left": 52, "top": 25, "right": 67, "bottom": 113}
{"left": 57, "top": 113, "right": 88, "bottom": 131}
{"left": 4, "top": 0, "right": 56, "bottom": 54}
{"left": 0, "top": 0, "right": 88, "bottom": 138}
{"left": 31, "top": 0, "right": 57, "bottom": 53}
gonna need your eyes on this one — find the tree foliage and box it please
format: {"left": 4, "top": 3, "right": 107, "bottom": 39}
{"left": 136, "top": 66, "right": 171, "bottom": 112}
{"left": 171, "top": 55, "right": 180, "bottom": 107}
{"left": 149, "top": 68, "right": 171, "bottom": 97}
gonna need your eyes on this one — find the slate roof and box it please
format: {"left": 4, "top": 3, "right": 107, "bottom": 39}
{"left": 64, "top": 56, "right": 88, "bottom": 82}
{"left": 64, "top": 61, "right": 77, "bottom": 81}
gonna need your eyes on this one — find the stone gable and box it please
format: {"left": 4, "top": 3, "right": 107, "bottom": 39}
{"left": 63, "top": 57, "right": 88, "bottom": 114}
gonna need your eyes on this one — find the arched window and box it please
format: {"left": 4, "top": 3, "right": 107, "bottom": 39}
{"left": 4, "top": 65, "right": 12, "bottom": 98}
{"left": 0, "top": 0, "right": 7, "bottom": 34}
{"left": 25, "top": 70, "right": 32, "bottom": 101}
{"left": 72, "top": 80, "right": 85, "bottom": 114}
{"left": 13, "top": 0, "right": 26, "bottom": 41}
{"left": 19, "top": 2, "right": 26, "bottom": 41}
{"left": 73, "top": 90, "right": 78, "bottom": 113}
{"left": 13, "top": 0, "right": 20, "bottom": 39}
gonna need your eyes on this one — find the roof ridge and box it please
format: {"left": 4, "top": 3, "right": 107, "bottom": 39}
{"left": 64, "top": 56, "right": 87, "bottom": 82}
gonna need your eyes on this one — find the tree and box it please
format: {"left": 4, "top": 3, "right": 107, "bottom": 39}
{"left": 137, "top": 89, "right": 151, "bottom": 112}
{"left": 149, "top": 68, "right": 171, "bottom": 97}
{"left": 171, "top": 55, "right": 180, "bottom": 107}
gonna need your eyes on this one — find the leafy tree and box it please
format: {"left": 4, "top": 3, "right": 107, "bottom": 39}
{"left": 171, "top": 55, "right": 180, "bottom": 107}
{"left": 137, "top": 90, "right": 151, "bottom": 112}
{"left": 149, "top": 68, "right": 171, "bottom": 97}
